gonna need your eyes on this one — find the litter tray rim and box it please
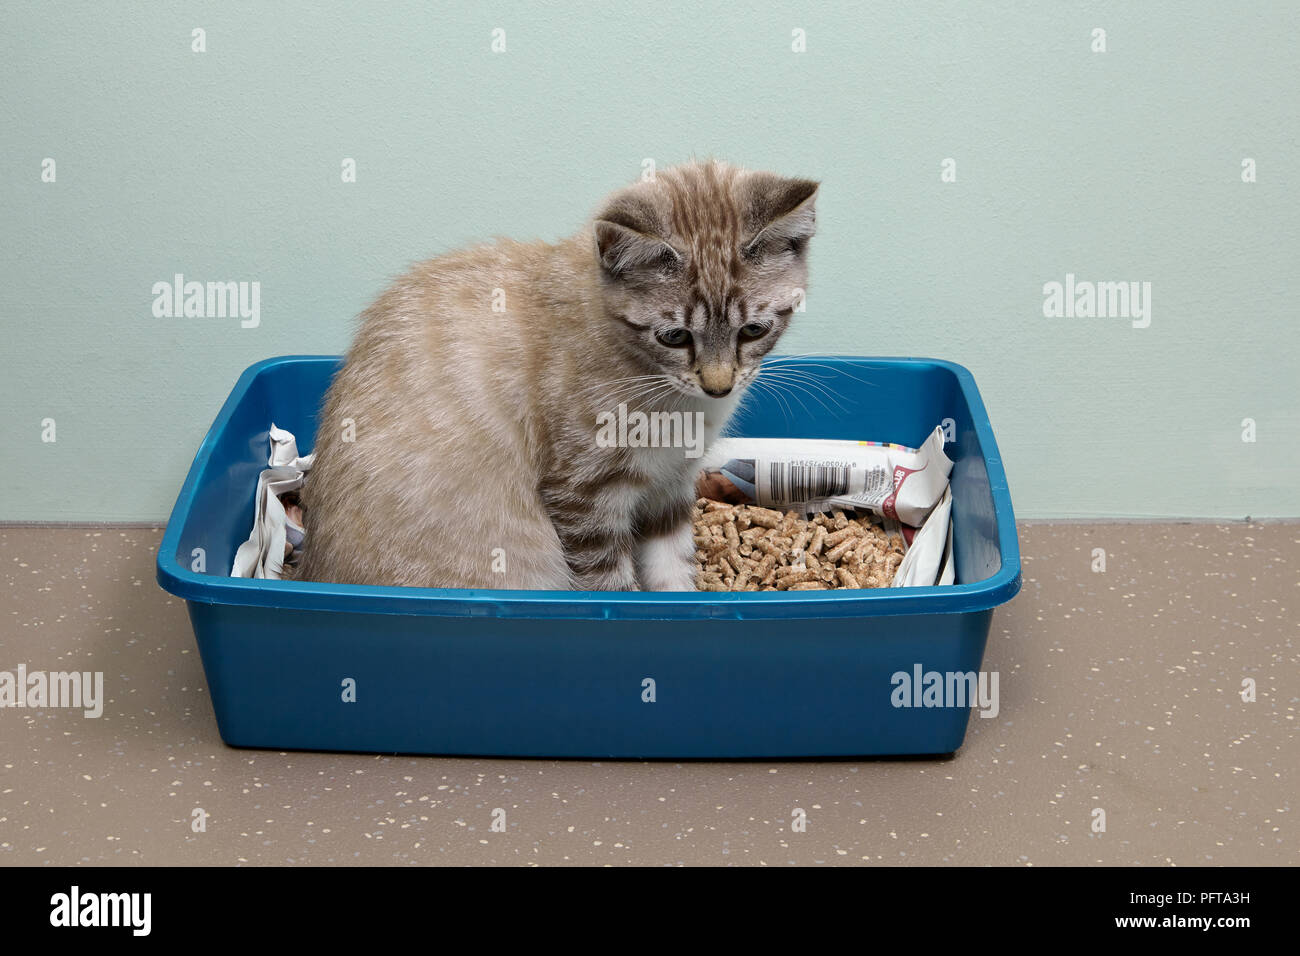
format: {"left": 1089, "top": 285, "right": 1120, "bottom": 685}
{"left": 156, "top": 354, "right": 1021, "bottom": 621}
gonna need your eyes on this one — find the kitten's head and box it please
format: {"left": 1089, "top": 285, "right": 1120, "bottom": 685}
{"left": 592, "top": 160, "right": 818, "bottom": 400}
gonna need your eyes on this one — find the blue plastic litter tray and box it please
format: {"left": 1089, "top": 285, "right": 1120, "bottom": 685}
{"left": 157, "top": 355, "right": 1020, "bottom": 758}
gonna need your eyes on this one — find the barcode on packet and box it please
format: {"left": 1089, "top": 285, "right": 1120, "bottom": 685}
{"left": 767, "top": 462, "right": 851, "bottom": 504}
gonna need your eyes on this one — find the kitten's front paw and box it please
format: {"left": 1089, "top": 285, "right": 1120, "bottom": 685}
{"left": 658, "top": 561, "right": 699, "bottom": 592}
{"left": 642, "top": 564, "right": 697, "bottom": 592}
{"left": 639, "top": 531, "right": 698, "bottom": 591}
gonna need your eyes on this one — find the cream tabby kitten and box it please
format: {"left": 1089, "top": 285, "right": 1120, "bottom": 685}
{"left": 295, "top": 160, "right": 817, "bottom": 590}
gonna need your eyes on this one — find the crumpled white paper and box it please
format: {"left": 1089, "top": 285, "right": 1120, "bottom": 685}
{"left": 890, "top": 484, "right": 955, "bottom": 587}
{"left": 230, "top": 424, "right": 313, "bottom": 579}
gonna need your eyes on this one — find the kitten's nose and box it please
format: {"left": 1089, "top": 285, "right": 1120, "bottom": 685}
{"left": 698, "top": 363, "right": 734, "bottom": 397}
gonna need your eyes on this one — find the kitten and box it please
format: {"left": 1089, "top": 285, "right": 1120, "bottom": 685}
{"left": 295, "top": 160, "right": 817, "bottom": 590}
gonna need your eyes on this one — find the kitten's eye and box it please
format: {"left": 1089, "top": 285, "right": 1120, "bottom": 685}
{"left": 739, "top": 322, "right": 770, "bottom": 340}
{"left": 656, "top": 327, "right": 691, "bottom": 347}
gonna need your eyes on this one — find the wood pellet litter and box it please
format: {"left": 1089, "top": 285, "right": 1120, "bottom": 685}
{"left": 691, "top": 499, "right": 905, "bottom": 591}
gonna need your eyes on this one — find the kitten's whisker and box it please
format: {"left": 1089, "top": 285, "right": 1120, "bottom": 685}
{"left": 593, "top": 374, "right": 672, "bottom": 388}
{"left": 766, "top": 379, "right": 818, "bottom": 420}
{"left": 590, "top": 372, "right": 672, "bottom": 391}
{"left": 758, "top": 362, "right": 858, "bottom": 408}
{"left": 759, "top": 379, "right": 847, "bottom": 416}
{"left": 592, "top": 375, "right": 674, "bottom": 404}
{"left": 754, "top": 370, "right": 853, "bottom": 414}
{"left": 628, "top": 381, "right": 679, "bottom": 403}
{"left": 725, "top": 381, "right": 767, "bottom": 436}
{"left": 762, "top": 355, "right": 879, "bottom": 388}
{"left": 612, "top": 379, "right": 676, "bottom": 400}
{"left": 753, "top": 369, "right": 845, "bottom": 420}
{"left": 595, "top": 374, "right": 665, "bottom": 390}
{"left": 601, "top": 379, "right": 679, "bottom": 409}
{"left": 760, "top": 376, "right": 844, "bottom": 417}
{"left": 745, "top": 377, "right": 796, "bottom": 424}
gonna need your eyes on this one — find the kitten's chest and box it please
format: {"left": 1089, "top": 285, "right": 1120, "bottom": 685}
{"left": 621, "top": 395, "right": 739, "bottom": 506}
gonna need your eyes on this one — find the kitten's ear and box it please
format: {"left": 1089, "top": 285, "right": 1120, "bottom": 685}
{"left": 594, "top": 222, "right": 681, "bottom": 277}
{"left": 740, "top": 174, "right": 819, "bottom": 260}
{"left": 594, "top": 197, "right": 681, "bottom": 278}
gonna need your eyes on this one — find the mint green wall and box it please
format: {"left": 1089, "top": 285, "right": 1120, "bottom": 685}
{"left": 2, "top": 2, "right": 1296, "bottom": 521}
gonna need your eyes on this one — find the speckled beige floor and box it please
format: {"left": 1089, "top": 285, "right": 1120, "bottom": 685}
{"left": 0, "top": 523, "right": 1294, "bottom": 866}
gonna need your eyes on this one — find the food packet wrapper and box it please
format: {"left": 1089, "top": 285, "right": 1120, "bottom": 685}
{"left": 698, "top": 425, "right": 955, "bottom": 587}
{"left": 231, "top": 424, "right": 314, "bottom": 579}
{"left": 699, "top": 426, "right": 952, "bottom": 527}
